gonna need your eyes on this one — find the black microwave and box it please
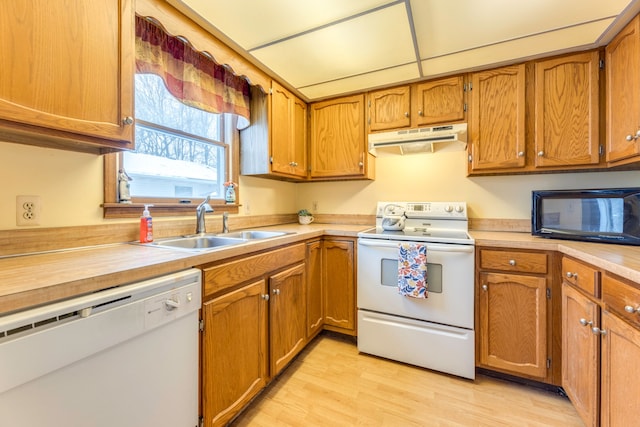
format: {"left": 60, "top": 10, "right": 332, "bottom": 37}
{"left": 532, "top": 188, "right": 640, "bottom": 246}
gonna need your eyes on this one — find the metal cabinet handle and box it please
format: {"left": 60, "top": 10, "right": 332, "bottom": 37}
{"left": 404, "top": 112, "right": 409, "bottom": 118}
{"left": 592, "top": 327, "right": 607, "bottom": 336}
{"left": 272, "top": 288, "right": 280, "bottom": 295}
{"left": 261, "top": 294, "right": 270, "bottom": 301}
{"left": 122, "top": 116, "right": 134, "bottom": 125}
{"left": 625, "top": 130, "right": 640, "bottom": 141}
{"left": 418, "top": 110, "right": 424, "bottom": 116}
{"left": 566, "top": 272, "right": 577, "bottom": 279}
{"left": 482, "top": 284, "right": 488, "bottom": 291}
{"left": 509, "top": 259, "right": 516, "bottom": 266}
{"left": 537, "top": 151, "right": 544, "bottom": 157}
{"left": 625, "top": 305, "right": 640, "bottom": 314}
{"left": 518, "top": 151, "right": 524, "bottom": 157}
{"left": 579, "top": 318, "right": 593, "bottom": 327}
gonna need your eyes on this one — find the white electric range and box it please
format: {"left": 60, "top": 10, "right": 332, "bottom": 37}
{"left": 357, "top": 201, "right": 476, "bottom": 379}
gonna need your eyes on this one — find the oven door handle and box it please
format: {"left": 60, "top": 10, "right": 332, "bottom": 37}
{"left": 358, "top": 239, "right": 475, "bottom": 253}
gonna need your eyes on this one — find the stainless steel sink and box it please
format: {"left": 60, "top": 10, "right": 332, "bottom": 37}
{"left": 220, "top": 230, "right": 292, "bottom": 239}
{"left": 150, "top": 235, "right": 247, "bottom": 251}
{"left": 142, "top": 230, "right": 292, "bottom": 252}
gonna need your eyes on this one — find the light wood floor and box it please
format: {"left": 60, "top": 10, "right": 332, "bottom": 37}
{"left": 231, "top": 333, "right": 583, "bottom": 427}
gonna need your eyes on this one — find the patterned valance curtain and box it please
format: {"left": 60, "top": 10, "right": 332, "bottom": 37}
{"left": 135, "top": 15, "right": 250, "bottom": 129}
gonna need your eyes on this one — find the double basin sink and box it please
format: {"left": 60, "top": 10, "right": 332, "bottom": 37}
{"left": 147, "top": 230, "right": 293, "bottom": 251}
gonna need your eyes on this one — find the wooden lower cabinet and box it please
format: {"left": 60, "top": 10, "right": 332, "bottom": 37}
{"left": 306, "top": 240, "right": 324, "bottom": 338}
{"left": 322, "top": 238, "right": 356, "bottom": 335}
{"left": 478, "top": 272, "right": 548, "bottom": 378}
{"left": 199, "top": 239, "right": 358, "bottom": 425}
{"left": 201, "top": 280, "right": 268, "bottom": 427}
{"left": 600, "top": 309, "right": 640, "bottom": 427}
{"left": 476, "top": 247, "right": 559, "bottom": 384}
{"left": 562, "top": 258, "right": 640, "bottom": 427}
{"left": 562, "top": 282, "right": 600, "bottom": 427}
{"left": 269, "top": 263, "right": 307, "bottom": 376}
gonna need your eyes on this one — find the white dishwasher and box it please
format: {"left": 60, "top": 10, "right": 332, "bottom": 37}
{"left": 0, "top": 268, "right": 201, "bottom": 427}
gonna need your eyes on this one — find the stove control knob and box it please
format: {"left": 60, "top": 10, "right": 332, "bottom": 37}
{"left": 455, "top": 205, "right": 464, "bottom": 213}
{"left": 445, "top": 205, "right": 453, "bottom": 213}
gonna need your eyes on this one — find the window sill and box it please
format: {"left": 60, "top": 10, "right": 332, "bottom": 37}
{"left": 103, "top": 203, "right": 240, "bottom": 219}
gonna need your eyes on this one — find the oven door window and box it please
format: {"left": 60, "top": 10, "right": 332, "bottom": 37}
{"left": 381, "top": 258, "right": 442, "bottom": 293}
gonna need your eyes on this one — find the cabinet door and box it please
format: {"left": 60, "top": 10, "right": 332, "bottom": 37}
{"left": 270, "top": 81, "right": 295, "bottom": 175}
{"left": 368, "top": 86, "right": 411, "bottom": 131}
{"left": 269, "top": 263, "right": 306, "bottom": 376}
{"left": 310, "top": 94, "right": 367, "bottom": 178}
{"left": 478, "top": 272, "right": 548, "bottom": 379}
{"left": 306, "top": 240, "right": 324, "bottom": 339}
{"left": 0, "top": 0, "right": 134, "bottom": 150}
{"left": 600, "top": 310, "right": 640, "bottom": 427}
{"left": 270, "top": 81, "right": 307, "bottom": 178}
{"left": 606, "top": 15, "right": 640, "bottom": 164}
{"left": 292, "top": 97, "right": 308, "bottom": 177}
{"left": 534, "top": 51, "right": 600, "bottom": 168}
{"left": 323, "top": 239, "right": 356, "bottom": 334}
{"left": 202, "top": 280, "right": 268, "bottom": 427}
{"left": 562, "top": 283, "right": 600, "bottom": 427}
{"left": 413, "top": 76, "right": 465, "bottom": 126}
{"left": 468, "top": 64, "right": 526, "bottom": 172}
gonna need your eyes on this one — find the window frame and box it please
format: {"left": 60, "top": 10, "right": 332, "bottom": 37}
{"left": 103, "top": 114, "right": 240, "bottom": 218}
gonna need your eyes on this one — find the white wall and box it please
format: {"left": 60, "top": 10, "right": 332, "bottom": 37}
{"left": 295, "top": 150, "right": 640, "bottom": 219}
{"left": 1, "top": 141, "right": 638, "bottom": 230}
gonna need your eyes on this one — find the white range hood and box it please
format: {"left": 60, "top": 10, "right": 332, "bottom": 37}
{"left": 368, "top": 123, "right": 467, "bottom": 155}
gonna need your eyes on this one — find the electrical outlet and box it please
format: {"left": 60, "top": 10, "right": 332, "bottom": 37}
{"left": 245, "top": 201, "right": 251, "bottom": 215}
{"left": 312, "top": 201, "right": 318, "bottom": 213}
{"left": 16, "top": 195, "right": 41, "bottom": 226}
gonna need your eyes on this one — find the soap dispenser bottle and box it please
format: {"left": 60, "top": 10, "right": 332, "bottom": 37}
{"left": 140, "top": 204, "right": 154, "bottom": 243}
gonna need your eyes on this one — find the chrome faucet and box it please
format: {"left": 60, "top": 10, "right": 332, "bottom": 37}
{"left": 196, "top": 195, "right": 214, "bottom": 234}
{"left": 222, "top": 212, "right": 229, "bottom": 233}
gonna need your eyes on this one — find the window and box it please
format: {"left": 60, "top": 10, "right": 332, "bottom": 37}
{"left": 126, "top": 73, "right": 226, "bottom": 200}
{"left": 103, "top": 15, "right": 249, "bottom": 218}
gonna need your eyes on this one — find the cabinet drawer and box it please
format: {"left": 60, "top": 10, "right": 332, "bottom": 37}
{"left": 203, "top": 244, "right": 305, "bottom": 297}
{"left": 562, "top": 257, "right": 599, "bottom": 297}
{"left": 479, "top": 249, "right": 547, "bottom": 274}
{"left": 603, "top": 274, "right": 640, "bottom": 328}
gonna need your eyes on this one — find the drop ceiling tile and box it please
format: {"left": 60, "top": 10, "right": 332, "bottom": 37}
{"left": 250, "top": 3, "right": 416, "bottom": 88}
{"left": 411, "top": 0, "right": 630, "bottom": 59}
{"left": 422, "top": 19, "right": 614, "bottom": 77}
{"left": 172, "top": 0, "right": 396, "bottom": 49}
{"left": 298, "top": 63, "right": 420, "bottom": 99}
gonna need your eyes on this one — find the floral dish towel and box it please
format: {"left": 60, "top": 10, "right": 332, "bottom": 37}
{"left": 398, "top": 242, "right": 428, "bottom": 298}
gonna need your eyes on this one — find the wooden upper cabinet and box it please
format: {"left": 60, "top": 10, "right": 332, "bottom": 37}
{"left": 367, "top": 76, "right": 465, "bottom": 132}
{"left": 240, "top": 82, "right": 307, "bottom": 180}
{"left": 368, "top": 86, "right": 411, "bottom": 131}
{"left": 606, "top": 14, "right": 640, "bottom": 165}
{"left": 534, "top": 51, "right": 601, "bottom": 168}
{"left": 0, "top": 0, "right": 134, "bottom": 153}
{"left": 270, "top": 81, "right": 307, "bottom": 178}
{"left": 310, "top": 94, "right": 373, "bottom": 179}
{"left": 468, "top": 64, "right": 527, "bottom": 172}
{"left": 413, "top": 76, "right": 465, "bottom": 127}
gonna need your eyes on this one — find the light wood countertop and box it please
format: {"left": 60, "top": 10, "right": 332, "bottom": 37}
{"left": 472, "top": 230, "right": 640, "bottom": 283}
{"left": 0, "top": 224, "right": 368, "bottom": 315}
{"left": 3, "top": 224, "right": 640, "bottom": 315}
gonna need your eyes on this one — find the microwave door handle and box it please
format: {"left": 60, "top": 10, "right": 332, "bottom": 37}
{"left": 358, "top": 239, "right": 474, "bottom": 253}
